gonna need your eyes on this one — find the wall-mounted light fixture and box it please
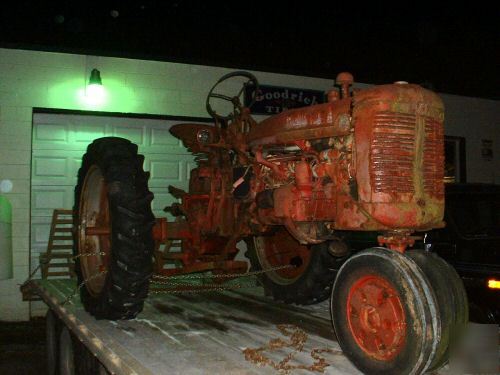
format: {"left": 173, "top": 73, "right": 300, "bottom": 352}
{"left": 86, "top": 68, "right": 106, "bottom": 106}
{"left": 89, "top": 68, "right": 102, "bottom": 86}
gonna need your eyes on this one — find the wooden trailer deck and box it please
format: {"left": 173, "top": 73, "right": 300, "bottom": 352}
{"left": 28, "top": 278, "right": 364, "bottom": 374}
{"left": 25, "top": 279, "right": 475, "bottom": 374}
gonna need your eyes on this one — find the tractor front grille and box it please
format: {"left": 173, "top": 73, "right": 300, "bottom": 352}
{"left": 370, "top": 111, "right": 416, "bottom": 194}
{"left": 370, "top": 111, "right": 444, "bottom": 197}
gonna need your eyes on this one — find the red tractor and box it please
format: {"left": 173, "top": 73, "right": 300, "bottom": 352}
{"left": 74, "top": 71, "right": 468, "bottom": 374}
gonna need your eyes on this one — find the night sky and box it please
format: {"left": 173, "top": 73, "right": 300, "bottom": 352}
{"left": 1, "top": 1, "right": 498, "bottom": 99}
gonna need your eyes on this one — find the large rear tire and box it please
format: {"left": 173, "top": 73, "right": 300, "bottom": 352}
{"left": 331, "top": 248, "right": 440, "bottom": 375}
{"left": 74, "top": 137, "right": 155, "bottom": 319}
{"left": 246, "top": 229, "right": 339, "bottom": 305}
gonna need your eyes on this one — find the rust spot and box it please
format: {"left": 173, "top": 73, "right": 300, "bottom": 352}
{"left": 416, "top": 199, "right": 426, "bottom": 207}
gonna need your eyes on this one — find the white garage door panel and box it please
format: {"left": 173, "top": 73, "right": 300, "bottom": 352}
{"left": 147, "top": 155, "right": 194, "bottom": 186}
{"left": 34, "top": 156, "right": 68, "bottom": 177}
{"left": 151, "top": 127, "right": 180, "bottom": 146}
{"left": 34, "top": 123, "right": 69, "bottom": 142}
{"left": 31, "top": 113, "right": 209, "bottom": 263}
{"left": 112, "top": 125, "right": 145, "bottom": 145}
{"left": 32, "top": 150, "right": 82, "bottom": 187}
{"left": 32, "top": 114, "right": 189, "bottom": 154}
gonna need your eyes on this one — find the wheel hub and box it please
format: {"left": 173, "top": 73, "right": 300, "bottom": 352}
{"left": 78, "top": 165, "right": 111, "bottom": 296}
{"left": 255, "top": 229, "right": 311, "bottom": 284}
{"left": 347, "top": 275, "right": 406, "bottom": 361}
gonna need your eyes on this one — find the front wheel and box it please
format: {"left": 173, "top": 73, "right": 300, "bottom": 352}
{"left": 74, "top": 137, "right": 155, "bottom": 319}
{"left": 331, "top": 248, "right": 440, "bottom": 374}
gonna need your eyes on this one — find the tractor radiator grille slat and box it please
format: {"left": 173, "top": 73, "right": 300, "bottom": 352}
{"left": 370, "top": 111, "right": 444, "bottom": 197}
{"left": 370, "top": 112, "right": 416, "bottom": 194}
{"left": 423, "top": 117, "right": 445, "bottom": 198}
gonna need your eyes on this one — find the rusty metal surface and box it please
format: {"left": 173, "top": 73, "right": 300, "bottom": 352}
{"left": 347, "top": 82, "right": 445, "bottom": 232}
{"left": 169, "top": 123, "right": 218, "bottom": 153}
{"left": 154, "top": 72, "right": 446, "bottom": 278}
{"left": 346, "top": 274, "right": 406, "bottom": 360}
{"left": 246, "top": 99, "right": 351, "bottom": 146}
{"left": 77, "top": 165, "right": 109, "bottom": 296}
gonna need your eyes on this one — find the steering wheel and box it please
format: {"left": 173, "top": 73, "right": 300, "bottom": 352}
{"left": 206, "top": 71, "right": 259, "bottom": 121}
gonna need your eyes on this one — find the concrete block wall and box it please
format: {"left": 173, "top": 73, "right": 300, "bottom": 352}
{"left": 0, "top": 47, "right": 498, "bottom": 321}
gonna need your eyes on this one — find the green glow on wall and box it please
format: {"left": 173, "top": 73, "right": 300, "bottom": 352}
{"left": 48, "top": 78, "right": 137, "bottom": 112}
{"left": 81, "top": 83, "right": 108, "bottom": 107}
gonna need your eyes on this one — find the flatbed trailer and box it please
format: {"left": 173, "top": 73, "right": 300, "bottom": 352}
{"left": 24, "top": 278, "right": 497, "bottom": 374}
{"left": 26, "top": 279, "right": 367, "bottom": 374}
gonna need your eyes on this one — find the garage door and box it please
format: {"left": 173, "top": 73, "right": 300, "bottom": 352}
{"left": 31, "top": 113, "right": 207, "bottom": 268}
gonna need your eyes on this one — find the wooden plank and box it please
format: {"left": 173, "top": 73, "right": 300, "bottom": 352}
{"left": 55, "top": 219, "right": 74, "bottom": 223}
{"left": 47, "top": 262, "right": 74, "bottom": 268}
{"left": 46, "top": 272, "right": 73, "bottom": 277}
{"left": 50, "top": 245, "right": 74, "bottom": 250}
{"left": 54, "top": 209, "right": 74, "bottom": 215}
{"left": 52, "top": 236, "right": 73, "bottom": 240}
{"left": 44, "top": 253, "right": 73, "bottom": 259}
{"left": 30, "top": 279, "right": 363, "bottom": 375}
{"left": 42, "top": 209, "right": 75, "bottom": 279}
{"left": 53, "top": 228, "right": 73, "bottom": 233}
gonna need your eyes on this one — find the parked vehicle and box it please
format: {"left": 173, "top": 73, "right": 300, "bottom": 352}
{"left": 425, "top": 183, "right": 500, "bottom": 324}
{"left": 73, "top": 71, "right": 468, "bottom": 374}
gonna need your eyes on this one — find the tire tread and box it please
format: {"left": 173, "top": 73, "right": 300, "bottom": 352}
{"left": 74, "top": 137, "right": 154, "bottom": 320}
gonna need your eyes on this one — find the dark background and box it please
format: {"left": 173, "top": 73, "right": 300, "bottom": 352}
{"left": 0, "top": 1, "right": 498, "bottom": 99}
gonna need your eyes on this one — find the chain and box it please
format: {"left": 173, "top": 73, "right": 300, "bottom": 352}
{"left": 151, "top": 264, "right": 293, "bottom": 281}
{"left": 60, "top": 271, "right": 248, "bottom": 304}
{"left": 51, "top": 255, "right": 340, "bottom": 373}
{"left": 58, "top": 260, "right": 284, "bottom": 303}
{"left": 150, "top": 284, "right": 244, "bottom": 295}
{"left": 55, "top": 265, "right": 340, "bottom": 373}
{"left": 57, "top": 253, "right": 107, "bottom": 305}
{"left": 61, "top": 270, "right": 108, "bottom": 306}
{"left": 22, "top": 263, "right": 43, "bottom": 287}
{"left": 150, "top": 279, "right": 243, "bottom": 288}
{"left": 243, "top": 324, "right": 343, "bottom": 374}
{"left": 148, "top": 264, "right": 293, "bottom": 294}
{"left": 45, "top": 255, "right": 293, "bottom": 302}
{"left": 22, "top": 252, "right": 106, "bottom": 288}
